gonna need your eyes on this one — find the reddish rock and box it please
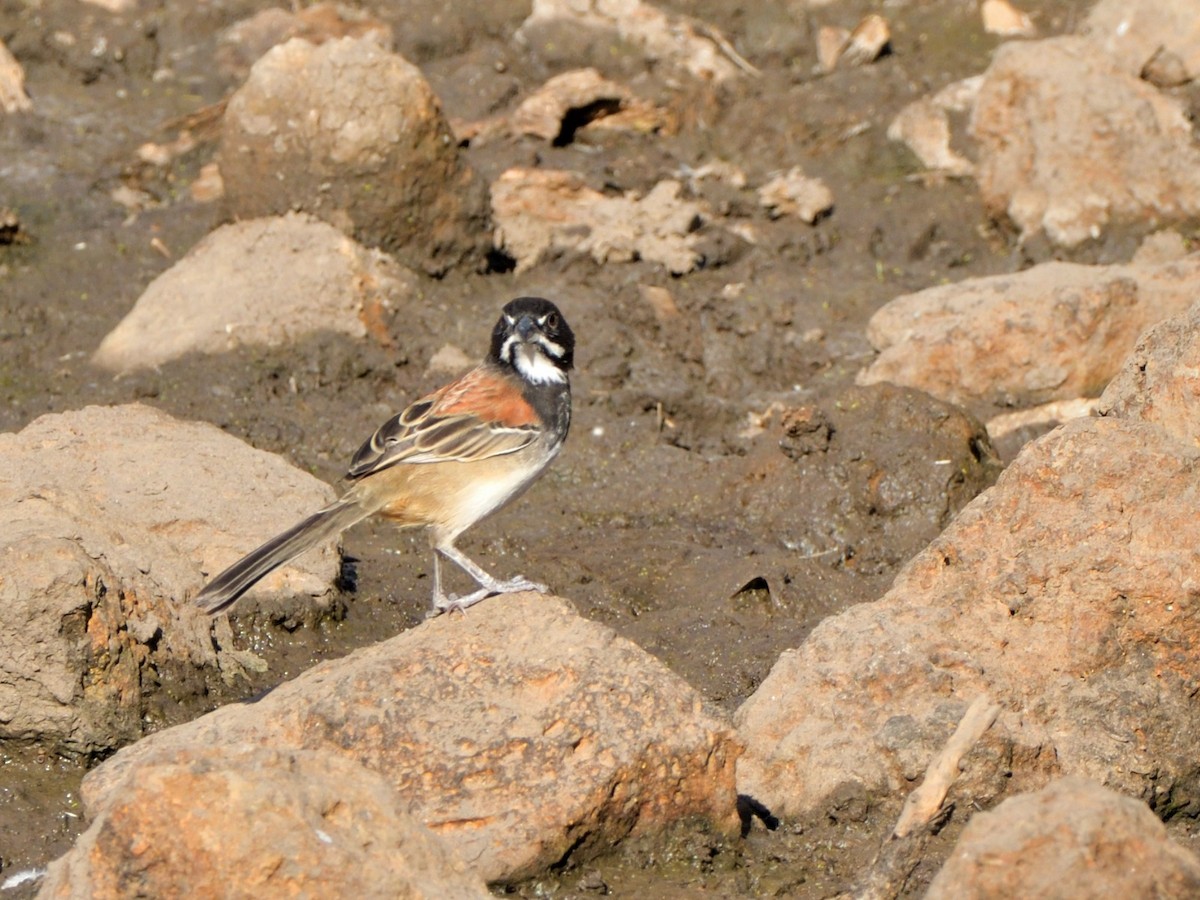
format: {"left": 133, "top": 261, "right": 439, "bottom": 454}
{"left": 858, "top": 255, "right": 1200, "bottom": 418}
{"left": 39, "top": 746, "right": 489, "bottom": 899}
{"left": 927, "top": 777, "right": 1200, "bottom": 899}
{"left": 81, "top": 594, "right": 742, "bottom": 883}
{"left": 736, "top": 416, "right": 1200, "bottom": 821}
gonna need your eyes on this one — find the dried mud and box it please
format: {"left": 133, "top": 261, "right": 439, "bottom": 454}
{"left": 0, "top": 0, "right": 1156, "bottom": 895}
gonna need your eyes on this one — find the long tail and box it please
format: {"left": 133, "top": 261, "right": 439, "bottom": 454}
{"left": 194, "top": 499, "right": 370, "bottom": 615}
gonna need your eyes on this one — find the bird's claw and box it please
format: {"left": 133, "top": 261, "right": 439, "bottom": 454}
{"left": 428, "top": 587, "right": 491, "bottom": 618}
{"left": 426, "top": 577, "right": 548, "bottom": 618}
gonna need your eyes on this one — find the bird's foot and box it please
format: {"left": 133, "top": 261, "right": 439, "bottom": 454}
{"left": 425, "top": 577, "right": 548, "bottom": 619}
{"left": 427, "top": 587, "right": 492, "bottom": 618}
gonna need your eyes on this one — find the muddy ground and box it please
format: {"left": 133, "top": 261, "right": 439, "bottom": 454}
{"left": 0, "top": 0, "right": 1158, "bottom": 895}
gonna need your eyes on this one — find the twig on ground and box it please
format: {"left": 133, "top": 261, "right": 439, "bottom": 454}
{"left": 848, "top": 693, "right": 1001, "bottom": 900}
{"left": 893, "top": 694, "right": 1001, "bottom": 838}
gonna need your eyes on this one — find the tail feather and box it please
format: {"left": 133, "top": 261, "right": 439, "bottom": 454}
{"left": 194, "top": 500, "right": 369, "bottom": 615}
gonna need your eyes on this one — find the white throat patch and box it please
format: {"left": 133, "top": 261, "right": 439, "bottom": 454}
{"left": 510, "top": 342, "right": 567, "bottom": 384}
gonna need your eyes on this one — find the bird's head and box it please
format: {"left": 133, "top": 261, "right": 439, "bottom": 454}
{"left": 491, "top": 297, "right": 574, "bottom": 384}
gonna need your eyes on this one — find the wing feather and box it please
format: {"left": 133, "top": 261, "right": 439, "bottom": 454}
{"left": 346, "top": 366, "right": 540, "bottom": 480}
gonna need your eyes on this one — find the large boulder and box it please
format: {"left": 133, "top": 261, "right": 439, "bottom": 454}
{"left": 80, "top": 594, "right": 742, "bottom": 883}
{"left": 92, "top": 213, "right": 415, "bottom": 373}
{"left": 858, "top": 255, "right": 1200, "bottom": 418}
{"left": 219, "top": 36, "right": 490, "bottom": 275}
{"left": 0, "top": 404, "right": 340, "bottom": 754}
{"left": 736, "top": 415, "right": 1200, "bottom": 821}
{"left": 970, "top": 36, "right": 1200, "bottom": 246}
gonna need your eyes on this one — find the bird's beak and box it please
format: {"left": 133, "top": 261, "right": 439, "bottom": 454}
{"left": 516, "top": 315, "right": 537, "bottom": 341}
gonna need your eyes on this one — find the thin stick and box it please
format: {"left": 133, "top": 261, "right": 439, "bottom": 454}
{"left": 847, "top": 694, "right": 1001, "bottom": 900}
{"left": 892, "top": 694, "right": 1000, "bottom": 838}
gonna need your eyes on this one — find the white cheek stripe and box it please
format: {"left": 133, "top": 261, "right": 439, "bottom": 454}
{"left": 514, "top": 346, "right": 567, "bottom": 384}
{"left": 538, "top": 336, "right": 565, "bottom": 358}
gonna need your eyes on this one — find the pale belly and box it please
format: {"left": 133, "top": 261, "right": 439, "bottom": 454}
{"left": 364, "top": 441, "right": 561, "bottom": 541}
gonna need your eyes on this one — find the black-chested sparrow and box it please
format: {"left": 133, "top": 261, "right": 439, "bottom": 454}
{"left": 193, "top": 296, "right": 573, "bottom": 617}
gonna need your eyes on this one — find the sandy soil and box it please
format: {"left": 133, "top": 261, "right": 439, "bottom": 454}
{"left": 0, "top": 0, "right": 1145, "bottom": 895}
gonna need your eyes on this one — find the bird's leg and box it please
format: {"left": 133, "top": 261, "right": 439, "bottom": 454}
{"left": 428, "top": 552, "right": 450, "bottom": 617}
{"left": 427, "top": 552, "right": 483, "bottom": 618}
{"left": 439, "top": 542, "right": 547, "bottom": 596}
{"left": 426, "top": 544, "right": 545, "bottom": 618}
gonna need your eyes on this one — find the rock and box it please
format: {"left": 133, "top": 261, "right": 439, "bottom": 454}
{"left": 216, "top": 7, "right": 297, "bottom": 77}
{"left": 927, "top": 778, "right": 1200, "bottom": 899}
{"left": 92, "top": 213, "right": 415, "bottom": 374}
{"left": 511, "top": 67, "right": 629, "bottom": 141}
{"left": 932, "top": 75, "right": 983, "bottom": 114}
{"left": 0, "top": 404, "right": 340, "bottom": 755}
{"left": 81, "top": 594, "right": 742, "bottom": 883}
{"left": 517, "top": 0, "right": 757, "bottom": 83}
{"left": 1131, "top": 229, "right": 1191, "bottom": 266}
{"left": 887, "top": 97, "right": 974, "bottom": 177}
{"left": 136, "top": 130, "right": 199, "bottom": 170}
{"left": 637, "top": 284, "right": 681, "bottom": 322}
{"left": 1140, "top": 46, "right": 1192, "bottom": 89}
{"left": 840, "top": 14, "right": 890, "bottom": 67}
{"left": 424, "top": 343, "right": 473, "bottom": 376}
{"left": 491, "top": 168, "right": 709, "bottom": 275}
{"left": 0, "top": 38, "right": 32, "bottom": 113}
{"left": 969, "top": 36, "right": 1200, "bottom": 246}
{"left": 509, "top": 68, "right": 666, "bottom": 145}
{"left": 0, "top": 206, "right": 27, "bottom": 244}
{"left": 857, "top": 254, "right": 1200, "bottom": 418}
{"left": 678, "top": 159, "right": 747, "bottom": 190}
{"left": 758, "top": 166, "right": 834, "bottom": 223}
{"left": 1085, "top": 0, "right": 1200, "bottom": 83}
{"left": 219, "top": 36, "right": 490, "bottom": 275}
{"left": 736, "top": 415, "right": 1200, "bottom": 821}
{"left": 1099, "top": 299, "right": 1200, "bottom": 445}
{"left": 189, "top": 161, "right": 224, "bottom": 203}
{"left": 39, "top": 746, "right": 489, "bottom": 899}
{"left": 981, "top": 0, "right": 1036, "bottom": 38}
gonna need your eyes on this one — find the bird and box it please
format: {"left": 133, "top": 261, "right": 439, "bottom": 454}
{"left": 193, "top": 296, "right": 574, "bottom": 618}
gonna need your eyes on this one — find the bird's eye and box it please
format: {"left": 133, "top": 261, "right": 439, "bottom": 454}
{"left": 543, "top": 312, "right": 559, "bottom": 330}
